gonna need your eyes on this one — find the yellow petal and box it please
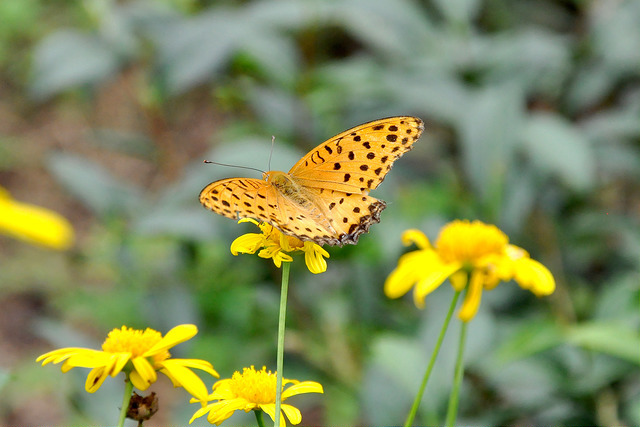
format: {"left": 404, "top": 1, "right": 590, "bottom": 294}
{"left": 85, "top": 366, "right": 109, "bottom": 393}
{"left": 457, "top": 270, "right": 484, "bottom": 322}
{"left": 0, "top": 189, "right": 74, "bottom": 250}
{"left": 208, "top": 399, "right": 248, "bottom": 425}
{"left": 230, "top": 233, "right": 265, "bottom": 255}
{"left": 131, "top": 357, "right": 157, "bottom": 390}
{"left": 159, "top": 359, "right": 209, "bottom": 401}
{"left": 281, "top": 404, "right": 302, "bottom": 425}
{"left": 107, "top": 353, "right": 131, "bottom": 376}
{"left": 281, "top": 380, "right": 323, "bottom": 399}
{"left": 189, "top": 404, "right": 214, "bottom": 424}
{"left": 62, "top": 349, "right": 113, "bottom": 369}
{"left": 168, "top": 358, "right": 219, "bottom": 378}
{"left": 145, "top": 324, "right": 197, "bottom": 356}
{"left": 303, "top": 242, "right": 329, "bottom": 274}
{"left": 260, "top": 403, "right": 285, "bottom": 427}
{"left": 36, "top": 347, "right": 85, "bottom": 365}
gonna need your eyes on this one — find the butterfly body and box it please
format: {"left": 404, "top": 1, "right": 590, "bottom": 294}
{"left": 200, "top": 116, "right": 424, "bottom": 246}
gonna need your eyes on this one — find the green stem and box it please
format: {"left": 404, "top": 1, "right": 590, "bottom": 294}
{"left": 445, "top": 320, "right": 468, "bottom": 427}
{"left": 404, "top": 291, "right": 461, "bottom": 427}
{"left": 274, "top": 262, "right": 291, "bottom": 427}
{"left": 255, "top": 409, "right": 266, "bottom": 427}
{"left": 117, "top": 376, "right": 134, "bottom": 427}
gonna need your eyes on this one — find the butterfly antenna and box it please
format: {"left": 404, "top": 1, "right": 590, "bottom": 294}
{"left": 203, "top": 160, "right": 265, "bottom": 175}
{"left": 268, "top": 135, "right": 276, "bottom": 171}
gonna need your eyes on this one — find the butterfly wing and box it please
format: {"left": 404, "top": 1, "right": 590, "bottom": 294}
{"left": 288, "top": 116, "right": 424, "bottom": 193}
{"left": 300, "top": 187, "right": 387, "bottom": 245}
{"left": 199, "top": 116, "right": 424, "bottom": 246}
{"left": 199, "top": 178, "right": 278, "bottom": 223}
{"left": 199, "top": 176, "right": 361, "bottom": 245}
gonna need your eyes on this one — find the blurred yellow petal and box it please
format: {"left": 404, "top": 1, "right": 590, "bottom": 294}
{"left": 458, "top": 270, "right": 484, "bottom": 322}
{"left": 386, "top": 221, "right": 556, "bottom": 320}
{"left": 385, "top": 250, "right": 439, "bottom": 299}
{"left": 0, "top": 188, "right": 74, "bottom": 250}
{"left": 413, "top": 262, "right": 461, "bottom": 308}
{"left": 514, "top": 257, "right": 556, "bottom": 296}
{"left": 449, "top": 270, "right": 468, "bottom": 291}
{"left": 401, "top": 229, "right": 431, "bottom": 249}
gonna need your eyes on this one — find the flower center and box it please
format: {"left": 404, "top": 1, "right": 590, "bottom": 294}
{"left": 101, "top": 326, "right": 164, "bottom": 358}
{"left": 229, "top": 366, "right": 278, "bottom": 404}
{"left": 435, "top": 220, "right": 508, "bottom": 264}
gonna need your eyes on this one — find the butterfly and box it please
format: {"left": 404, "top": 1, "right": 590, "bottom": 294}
{"left": 200, "top": 116, "right": 424, "bottom": 246}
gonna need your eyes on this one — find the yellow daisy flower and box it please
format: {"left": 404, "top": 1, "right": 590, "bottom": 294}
{"left": 385, "top": 220, "right": 555, "bottom": 322}
{"left": 190, "top": 366, "right": 323, "bottom": 426}
{"left": 0, "top": 186, "right": 74, "bottom": 250}
{"left": 230, "top": 219, "right": 329, "bottom": 274}
{"left": 36, "top": 324, "right": 219, "bottom": 401}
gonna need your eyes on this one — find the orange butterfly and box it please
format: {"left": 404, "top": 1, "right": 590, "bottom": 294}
{"left": 200, "top": 116, "right": 424, "bottom": 246}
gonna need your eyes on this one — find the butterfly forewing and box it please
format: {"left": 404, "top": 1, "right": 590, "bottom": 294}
{"left": 288, "top": 116, "right": 424, "bottom": 193}
{"left": 200, "top": 178, "right": 275, "bottom": 222}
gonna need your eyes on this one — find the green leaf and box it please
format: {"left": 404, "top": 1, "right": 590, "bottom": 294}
{"left": 432, "top": 0, "right": 481, "bottom": 25}
{"left": 457, "top": 84, "right": 525, "bottom": 201}
{"left": 47, "top": 153, "right": 141, "bottom": 217}
{"left": 154, "top": 9, "right": 243, "bottom": 94}
{"left": 494, "top": 318, "right": 564, "bottom": 364}
{"left": 30, "top": 30, "right": 121, "bottom": 100}
{"left": 521, "top": 112, "right": 596, "bottom": 192}
{"left": 566, "top": 322, "right": 640, "bottom": 364}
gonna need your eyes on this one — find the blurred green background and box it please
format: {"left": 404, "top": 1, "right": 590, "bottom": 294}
{"left": 1, "top": 0, "right": 639, "bottom": 425}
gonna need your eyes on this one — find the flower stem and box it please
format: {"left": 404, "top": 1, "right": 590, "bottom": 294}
{"left": 403, "top": 290, "right": 460, "bottom": 427}
{"left": 117, "top": 377, "right": 134, "bottom": 427}
{"left": 274, "top": 261, "right": 291, "bottom": 427}
{"left": 445, "top": 319, "right": 468, "bottom": 427}
{"left": 255, "top": 409, "right": 266, "bottom": 427}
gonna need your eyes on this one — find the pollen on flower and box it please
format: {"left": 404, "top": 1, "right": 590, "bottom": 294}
{"left": 229, "top": 366, "right": 277, "bottom": 404}
{"left": 435, "top": 220, "right": 508, "bottom": 264}
{"left": 101, "top": 326, "right": 165, "bottom": 358}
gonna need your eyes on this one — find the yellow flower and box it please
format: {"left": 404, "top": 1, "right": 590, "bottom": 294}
{"left": 230, "top": 219, "right": 329, "bottom": 274}
{"left": 0, "top": 186, "right": 74, "bottom": 250}
{"left": 36, "top": 324, "right": 219, "bottom": 401}
{"left": 385, "top": 220, "right": 555, "bottom": 322}
{"left": 190, "top": 366, "right": 323, "bottom": 426}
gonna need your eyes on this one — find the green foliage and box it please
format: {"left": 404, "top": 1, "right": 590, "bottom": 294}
{"left": 1, "top": 0, "right": 639, "bottom": 425}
